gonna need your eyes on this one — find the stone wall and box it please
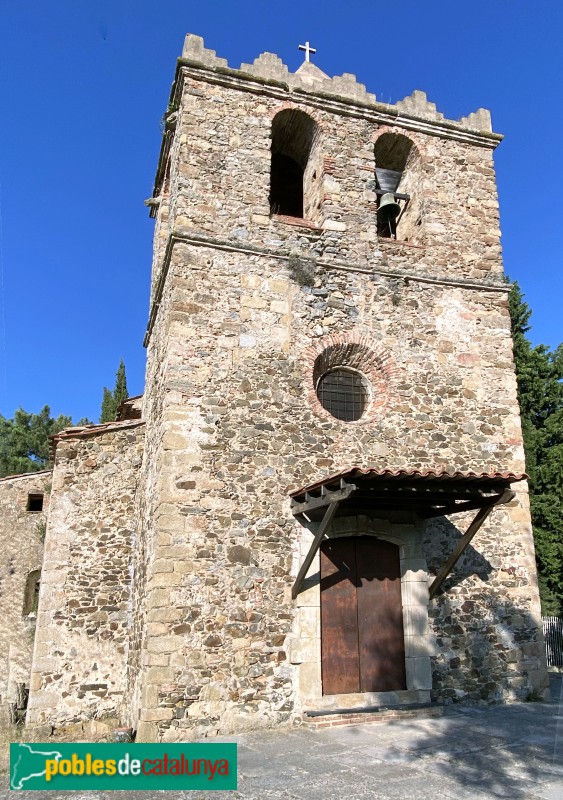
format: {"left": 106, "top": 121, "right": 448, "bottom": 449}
{"left": 424, "top": 481, "right": 545, "bottom": 704}
{"left": 0, "top": 471, "right": 50, "bottom": 723}
{"left": 135, "top": 240, "right": 546, "bottom": 740}
{"left": 25, "top": 421, "right": 145, "bottom": 731}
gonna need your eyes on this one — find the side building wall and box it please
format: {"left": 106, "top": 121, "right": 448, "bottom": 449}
{"left": 26, "top": 421, "right": 145, "bottom": 733}
{"left": 0, "top": 472, "right": 50, "bottom": 725}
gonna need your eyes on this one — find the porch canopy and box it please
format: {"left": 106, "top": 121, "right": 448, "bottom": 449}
{"left": 289, "top": 467, "right": 527, "bottom": 601}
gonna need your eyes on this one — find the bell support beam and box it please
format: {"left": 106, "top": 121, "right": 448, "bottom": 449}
{"left": 291, "top": 501, "right": 340, "bottom": 600}
{"left": 375, "top": 189, "right": 410, "bottom": 201}
{"left": 429, "top": 488, "right": 515, "bottom": 600}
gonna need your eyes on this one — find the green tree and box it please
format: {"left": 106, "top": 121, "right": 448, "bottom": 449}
{"left": 99, "top": 359, "right": 128, "bottom": 423}
{"left": 509, "top": 283, "right": 563, "bottom": 616}
{"left": 100, "top": 387, "right": 114, "bottom": 424}
{"left": 0, "top": 406, "right": 74, "bottom": 478}
{"left": 113, "top": 359, "right": 128, "bottom": 411}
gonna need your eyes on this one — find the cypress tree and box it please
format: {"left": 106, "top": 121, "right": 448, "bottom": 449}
{"left": 113, "top": 359, "right": 128, "bottom": 413}
{"left": 100, "top": 387, "right": 115, "bottom": 424}
{"left": 99, "top": 360, "right": 128, "bottom": 423}
{"left": 509, "top": 283, "right": 563, "bottom": 616}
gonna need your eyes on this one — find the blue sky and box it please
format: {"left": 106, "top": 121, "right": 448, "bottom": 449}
{"left": 0, "top": 1, "right": 561, "bottom": 422}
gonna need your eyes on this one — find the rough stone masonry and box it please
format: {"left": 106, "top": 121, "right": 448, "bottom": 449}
{"left": 0, "top": 34, "right": 548, "bottom": 743}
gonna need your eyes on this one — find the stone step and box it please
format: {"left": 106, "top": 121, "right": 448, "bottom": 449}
{"left": 301, "top": 704, "right": 444, "bottom": 730}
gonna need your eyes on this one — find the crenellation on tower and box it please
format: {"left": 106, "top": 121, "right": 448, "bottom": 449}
{"left": 458, "top": 107, "right": 493, "bottom": 132}
{"left": 240, "top": 51, "right": 293, "bottom": 84}
{"left": 329, "top": 72, "right": 376, "bottom": 105}
{"left": 396, "top": 89, "right": 445, "bottom": 121}
{"left": 181, "top": 33, "right": 228, "bottom": 69}
{"left": 178, "top": 34, "right": 493, "bottom": 134}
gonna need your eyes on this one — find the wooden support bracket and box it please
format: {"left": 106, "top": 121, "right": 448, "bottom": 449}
{"left": 428, "top": 489, "right": 515, "bottom": 600}
{"left": 292, "top": 501, "right": 340, "bottom": 600}
{"left": 290, "top": 482, "right": 356, "bottom": 516}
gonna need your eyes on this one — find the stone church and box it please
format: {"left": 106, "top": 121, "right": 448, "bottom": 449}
{"left": 0, "top": 34, "right": 549, "bottom": 742}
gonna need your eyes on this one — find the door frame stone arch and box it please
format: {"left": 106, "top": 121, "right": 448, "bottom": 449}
{"left": 289, "top": 514, "right": 435, "bottom": 714}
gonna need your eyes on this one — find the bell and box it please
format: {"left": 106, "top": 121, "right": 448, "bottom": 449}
{"left": 377, "top": 192, "right": 401, "bottom": 225}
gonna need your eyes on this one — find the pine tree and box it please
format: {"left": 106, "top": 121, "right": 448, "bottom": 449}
{"left": 99, "top": 360, "right": 128, "bottom": 423}
{"left": 0, "top": 406, "right": 74, "bottom": 478}
{"left": 509, "top": 283, "right": 563, "bottom": 616}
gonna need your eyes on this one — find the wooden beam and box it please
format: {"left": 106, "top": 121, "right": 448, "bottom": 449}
{"left": 290, "top": 483, "right": 356, "bottom": 516}
{"left": 353, "top": 489, "right": 480, "bottom": 501}
{"left": 292, "top": 501, "right": 339, "bottom": 600}
{"left": 419, "top": 493, "right": 506, "bottom": 519}
{"left": 429, "top": 489, "right": 515, "bottom": 600}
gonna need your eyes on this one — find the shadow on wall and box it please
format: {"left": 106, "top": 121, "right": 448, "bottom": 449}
{"left": 424, "top": 515, "right": 495, "bottom": 589}
{"left": 422, "top": 517, "right": 547, "bottom": 704}
{"left": 430, "top": 596, "right": 548, "bottom": 704}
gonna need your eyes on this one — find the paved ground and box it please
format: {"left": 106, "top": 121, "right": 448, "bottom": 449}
{"left": 2, "top": 674, "right": 562, "bottom": 799}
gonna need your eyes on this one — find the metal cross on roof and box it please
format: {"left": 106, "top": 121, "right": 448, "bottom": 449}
{"left": 298, "top": 41, "right": 317, "bottom": 62}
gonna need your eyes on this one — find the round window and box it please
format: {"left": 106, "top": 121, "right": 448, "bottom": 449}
{"left": 316, "top": 368, "right": 369, "bottom": 422}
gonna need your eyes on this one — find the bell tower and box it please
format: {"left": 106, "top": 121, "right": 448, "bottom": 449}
{"left": 125, "top": 35, "right": 547, "bottom": 741}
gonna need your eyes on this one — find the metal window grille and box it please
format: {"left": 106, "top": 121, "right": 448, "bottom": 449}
{"left": 542, "top": 616, "right": 563, "bottom": 667}
{"left": 316, "top": 369, "right": 368, "bottom": 422}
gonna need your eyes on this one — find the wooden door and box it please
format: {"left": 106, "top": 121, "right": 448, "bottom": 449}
{"left": 320, "top": 537, "right": 406, "bottom": 695}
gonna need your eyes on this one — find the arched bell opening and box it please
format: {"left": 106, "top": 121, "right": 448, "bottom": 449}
{"left": 269, "top": 109, "right": 320, "bottom": 221}
{"left": 374, "top": 132, "right": 422, "bottom": 241}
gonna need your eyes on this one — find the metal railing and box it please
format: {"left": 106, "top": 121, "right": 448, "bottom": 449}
{"left": 542, "top": 616, "right": 563, "bottom": 667}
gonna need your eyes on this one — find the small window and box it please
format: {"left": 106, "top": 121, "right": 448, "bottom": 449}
{"left": 316, "top": 368, "right": 368, "bottom": 422}
{"left": 27, "top": 494, "right": 44, "bottom": 512}
{"left": 23, "top": 570, "right": 41, "bottom": 616}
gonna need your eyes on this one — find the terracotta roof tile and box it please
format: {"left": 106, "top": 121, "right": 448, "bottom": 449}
{"left": 290, "top": 466, "right": 527, "bottom": 497}
{"left": 0, "top": 469, "right": 52, "bottom": 484}
{"left": 49, "top": 419, "right": 145, "bottom": 459}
